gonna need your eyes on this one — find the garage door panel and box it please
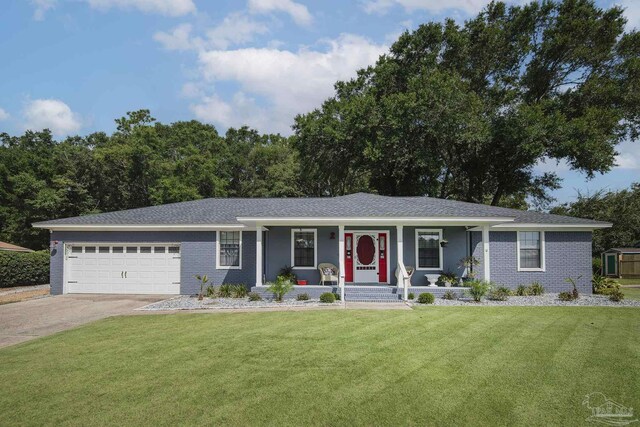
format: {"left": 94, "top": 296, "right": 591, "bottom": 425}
{"left": 67, "top": 244, "right": 180, "bottom": 294}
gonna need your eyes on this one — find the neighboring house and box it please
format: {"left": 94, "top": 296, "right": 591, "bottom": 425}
{"left": 0, "top": 241, "right": 34, "bottom": 252}
{"left": 602, "top": 248, "right": 640, "bottom": 278}
{"left": 33, "top": 193, "right": 610, "bottom": 299}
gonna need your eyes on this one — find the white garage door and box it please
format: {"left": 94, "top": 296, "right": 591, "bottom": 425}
{"left": 66, "top": 244, "right": 181, "bottom": 294}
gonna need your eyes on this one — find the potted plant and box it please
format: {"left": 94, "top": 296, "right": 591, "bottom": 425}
{"left": 438, "top": 271, "right": 457, "bottom": 287}
{"left": 279, "top": 265, "right": 297, "bottom": 284}
{"left": 439, "top": 239, "right": 449, "bottom": 248}
{"left": 459, "top": 256, "right": 480, "bottom": 283}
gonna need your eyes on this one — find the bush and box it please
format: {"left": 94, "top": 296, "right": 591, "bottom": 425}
{"left": 0, "top": 250, "right": 49, "bottom": 288}
{"left": 609, "top": 289, "right": 624, "bottom": 302}
{"left": 334, "top": 292, "right": 341, "bottom": 301}
{"left": 443, "top": 290, "right": 457, "bottom": 300}
{"left": 417, "top": 293, "right": 435, "bottom": 304}
{"left": 487, "top": 286, "right": 511, "bottom": 301}
{"left": 592, "top": 275, "right": 620, "bottom": 294}
{"left": 408, "top": 292, "right": 415, "bottom": 300}
{"left": 296, "top": 293, "right": 310, "bottom": 301}
{"left": 565, "top": 276, "right": 581, "bottom": 300}
{"left": 319, "top": 292, "right": 336, "bottom": 303}
{"left": 248, "top": 292, "right": 262, "bottom": 301}
{"left": 466, "top": 280, "right": 491, "bottom": 302}
{"left": 529, "top": 282, "right": 545, "bottom": 296}
{"left": 219, "top": 284, "right": 233, "bottom": 298}
{"left": 231, "top": 284, "right": 248, "bottom": 298}
{"left": 592, "top": 257, "right": 602, "bottom": 275}
{"left": 267, "top": 276, "right": 294, "bottom": 302}
{"left": 558, "top": 291, "right": 575, "bottom": 301}
{"left": 278, "top": 265, "right": 297, "bottom": 284}
{"left": 206, "top": 285, "right": 217, "bottom": 298}
{"left": 515, "top": 285, "right": 531, "bottom": 296}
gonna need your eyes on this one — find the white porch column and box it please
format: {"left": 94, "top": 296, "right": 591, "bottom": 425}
{"left": 482, "top": 225, "right": 490, "bottom": 282}
{"left": 338, "top": 225, "right": 345, "bottom": 301}
{"left": 396, "top": 225, "right": 404, "bottom": 286}
{"left": 255, "top": 225, "right": 263, "bottom": 287}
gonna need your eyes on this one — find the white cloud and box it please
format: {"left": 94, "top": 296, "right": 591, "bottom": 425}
{"left": 206, "top": 12, "right": 270, "bottom": 49}
{"left": 23, "top": 99, "right": 82, "bottom": 136}
{"left": 0, "top": 108, "right": 9, "bottom": 121}
{"left": 619, "top": 0, "right": 640, "bottom": 31}
{"left": 362, "top": 0, "right": 493, "bottom": 15}
{"left": 190, "top": 34, "right": 387, "bottom": 134}
{"left": 84, "top": 0, "right": 196, "bottom": 17}
{"left": 31, "top": 0, "right": 57, "bottom": 20}
{"left": 248, "top": 0, "right": 312, "bottom": 26}
{"left": 154, "top": 24, "right": 197, "bottom": 51}
{"left": 615, "top": 139, "right": 640, "bottom": 169}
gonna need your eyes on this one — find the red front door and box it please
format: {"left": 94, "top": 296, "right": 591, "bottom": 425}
{"left": 345, "top": 233, "right": 353, "bottom": 282}
{"left": 378, "top": 233, "right": 387, "bottom": 282}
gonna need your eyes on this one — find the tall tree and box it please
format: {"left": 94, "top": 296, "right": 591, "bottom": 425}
{"left": 293, "top": 0, "right": 639, "bottom": 207}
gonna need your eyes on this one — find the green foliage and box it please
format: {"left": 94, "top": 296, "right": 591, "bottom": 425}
{"left": 319, "top": 292, "right": 336, "bottom": 303}
{"left": 459, "top": 257, "right": 480, "bottom": 279}
{"left": 0, "top": 250, "right": 49, "bottom": 287}
{"left": 558, "top": 291, "right": 576, "bottom": 302}
{"left": 296, "top": 293, "right": 310, "bottom": 301}
{"left": 487, "top": 286, "right": 512, "bottom": 301}
{"left": 408, "top": 292, "right": 415, "bottom": 300}
{"left": 334, "top": 292, "right": 341, "bottom": 301}
{"left": 443, "top": 290, "right": 457, "bottom": 300}
{"left": 592, "top": 257, "right": 603, "bottom": 274}
{"left": 438, "top": 271, "right": 458, "bottom": 284}
{"left": 231, "top": 284, "right": 248, "bottom": 298}
{"left": 466, "top": 280, "right": 492, "bottom": 302}
{"left": 592, "top": 275, "right": 620, "bottom": 294}
{"left": 608, "top": 289, "right": 624, "bottom": 302}
{"left": 529, "top": 282, "right": 545, "bottom": 296}
{"left": 278, "top": 265, "right": 297, "bottom": 284}
{"left": 206, "top": 285, "right": 217, "bottom": 298}
{"left": 552, "top": 185, "right": 640, "bottom": 254}
{"left": 417, "top": 293, "right": 435, "bottom": 304}
{"left": 515, "top": 285, "right": 531, "bottom": 296}
{"left": 219, "top": 284, "right": 233, "bottom": 298}
{"left": 565, "top": 276, "right": 582, "bottom": 299}
{"left": 248, "top": 292, "right": 262, "bottom": 302}
{"left": 194, "top": 275, "right": 209, "bottom": 299}
{"left": 267, "top": 276, "right": 294, "bottom": 302}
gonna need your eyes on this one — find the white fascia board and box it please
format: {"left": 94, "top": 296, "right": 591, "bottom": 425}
{"left": 468, "top": 223, "right": 612, "bottom": 231}
{"left": 32, "top": 224, "right": 252, "bottom": 231}
{"left": 236, "top": 217, "right": 515, "bottom": 226}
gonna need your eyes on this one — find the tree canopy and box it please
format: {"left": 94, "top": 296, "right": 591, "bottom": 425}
{"left": 293, "top": 0, "right": 639, "bottom": 207}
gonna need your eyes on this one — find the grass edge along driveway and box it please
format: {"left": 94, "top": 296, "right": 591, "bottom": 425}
{"left": 0, "top": 307, "right": 638, "bottom": 426}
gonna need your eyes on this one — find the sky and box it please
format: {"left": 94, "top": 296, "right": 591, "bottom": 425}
{"left": 0, "top": 0, "right": 639, "bottom": 204}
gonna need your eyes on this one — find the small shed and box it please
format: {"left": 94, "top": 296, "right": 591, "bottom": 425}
{"left": 602, "top": 248, "right": 640, "bottom": 278}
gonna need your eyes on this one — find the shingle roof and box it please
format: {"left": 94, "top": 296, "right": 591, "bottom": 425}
{"left": 32, "top": 192, "right": 610, "bottom": 227}
{"left": 606, "top": 248, "right": 640, "bottom": 253}
{"left": 0, "top": 241, "right": 34, "bottom": 252}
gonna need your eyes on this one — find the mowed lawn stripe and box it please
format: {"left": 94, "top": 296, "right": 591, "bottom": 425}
{"left": 0, "top": 308, "right": 638, "bottom": 426}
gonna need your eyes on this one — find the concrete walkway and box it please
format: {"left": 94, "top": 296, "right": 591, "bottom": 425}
{"left": 0, "top": 294, "right": 165, "bottom": 348}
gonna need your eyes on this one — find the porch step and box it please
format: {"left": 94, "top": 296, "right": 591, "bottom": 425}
{"left": 344, "top": 286, "right": 402, "bottom": 302}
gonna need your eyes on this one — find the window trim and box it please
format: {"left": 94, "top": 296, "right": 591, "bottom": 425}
{"left": 291, "top": 228, "right": 317, "bottom": 270}
{"left": 216, "top": 230, "right": 243, "bottom": 270}
{"left": 415, "top": 229, "right": 444, "bottom": 271}
{"left": 516, "top": 230, "right": 545, "bottom": 272}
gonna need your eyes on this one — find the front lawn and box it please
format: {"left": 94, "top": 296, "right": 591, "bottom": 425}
{"left": 621, "top": 286, "right": 640, "bottom": 301}
{"left": 0, "top": 308, "right": 638, "bottom": 426}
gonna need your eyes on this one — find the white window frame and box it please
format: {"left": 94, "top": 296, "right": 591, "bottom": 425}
{"left": 216, "top": 230, "right": 242, "bottom": 270}
{"left": 516, "top": 230, "right": 545, "bottom": 272}
{"left": 291, "top": 228, "right": 317, "bottom": 270}
{"left": 415, "top": 229, "right": 444, "bottom": 271}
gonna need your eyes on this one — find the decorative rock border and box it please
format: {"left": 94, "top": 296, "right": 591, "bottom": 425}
{"left": 137, "top": 296, "right": 343, "bottom": 311}
{"left": 411, "top": 294, "right": 640, "bottom": 307}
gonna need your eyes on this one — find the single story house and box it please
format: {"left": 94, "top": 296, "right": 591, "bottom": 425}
{"left": 0, "top": 241, "right": 34, "bottom": 252}
{"left": 602, "top": 248, "right": 640, "bottom": 278}
{"left": 33, "top": 193, "right": 611, "bottom": 300}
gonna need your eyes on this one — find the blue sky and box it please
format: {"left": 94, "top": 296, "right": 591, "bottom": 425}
{"left": 1, "top": 0, "right": 638, "bottom": 204}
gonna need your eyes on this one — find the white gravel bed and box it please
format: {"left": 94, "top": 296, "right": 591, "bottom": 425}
{"left": 137, "top": 296, "right": 342, "bottom": 311}
{"left": 410, "top": 293, "right": 640, "bottom": 307}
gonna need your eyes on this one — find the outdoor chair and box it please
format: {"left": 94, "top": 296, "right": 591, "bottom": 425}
{"left": 318, "top": 263, "right": 339, "bottom": 285}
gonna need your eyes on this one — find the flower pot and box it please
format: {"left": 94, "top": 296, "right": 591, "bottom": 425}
{"left": 444, "top": 281, "right": 452, "bottom": 288}
{"left": 297, "top": 280, "right": 307, "bottom": 286}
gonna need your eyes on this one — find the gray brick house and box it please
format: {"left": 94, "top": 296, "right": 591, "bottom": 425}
{"left": 33, "top": 193, "right": 610, "bottom": 300}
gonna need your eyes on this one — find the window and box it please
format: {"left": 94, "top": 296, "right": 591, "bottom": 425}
{"left": 84, "top": 246, "right": 96, "bottom": 253}
{"left": 126, "top": 246, "right": 137, "bottom": 253}
{"left": 517, "top": 231, "right": 545, "bottom": 271}
{"left": 168, "top": 246, "right": 180, "bottom": 254}
{"left": 71, "top": 246, "right": 82, "bottom": 253}
{"left": 140, "top": 246, "right": 152, "bottom": 254}
{"left": 154, "top": 246, "right": 165, "bottom": 253}
{"left": 291, "top": 229, "right": 317, "bottom": 269}
{"left": 99, "top": 246, "right": 110, "bottom": 254}
{"left": 415, "top": 229, "right": 443, "bottom": 270}
{"left": 112, "top": 246, "right": 124, "bottom": 253}
{"left": 217, "top": 231, "right": 241, "bottom": 269}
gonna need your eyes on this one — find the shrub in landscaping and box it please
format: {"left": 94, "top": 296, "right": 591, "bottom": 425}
{"left": 267, "top": 276, "right": 294, "bottom": 302}
{"left": 417, "top": 293, "right": 435, "bottom": 304}
{"left": 408, "top": 292, "right": 415, "bottom": 300}
{"left": 609, "top": 289, "right": 624, "bottom": 302}
{"left": 443, "top": 290, "right": 457, "bottom": 300}
{"left": 565, "top": 276, "right": 581, "bottom": 300}
{"left": 248, "top": 292, "right": 262, "bottom": 301}
{"left": 334, "top": 292, "right": 341, "bottom": 301}
{"left": 296, "top": 293, "right": 310, "bottom": 301}
{"left": 319, "top": 292, "right": 336, "bottom": 303}
{"left": 206, "top": 285, "right": 217, "bottom": 298}
{"left": 0, "top": 250, "right": 50, "bottom": 288}
{"left": 466, "top": 280, "right": 491, "bottom": 302}
{"left": 592, "top": 275, "right": 620, "bottom": 294}
{"left": 515, "top": 284, "right": 531, "bottom": 296}
{"left": 558, "top": 291, "right": 575, "bottom": 301}
{"left": 219, "top": 284, "right": 233, "bottom": 298}
{"left": 529, "top": 282, "right": 545, "bottom": 296}
{"left": 487, "top": 286, "right": 511, "bottom": 301}
{"left": 231, "top": 284, "right": 248, "bottom": 298}
{"left": 592, "top": 256, "right": 602, "bottom": 275}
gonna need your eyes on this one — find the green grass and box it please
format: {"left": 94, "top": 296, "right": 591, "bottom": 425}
{"left": 1, "top": 308, "right": 639, "bottom": 426}
{"left": 621, "top": 286, "right": 640, "bottom": 301}
{"left": 619, "top": 278, "right": 640, "bottom": 286}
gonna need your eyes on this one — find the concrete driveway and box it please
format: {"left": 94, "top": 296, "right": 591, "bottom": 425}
{"left": 0, "top": 294, "right": 166, "bottom": 349}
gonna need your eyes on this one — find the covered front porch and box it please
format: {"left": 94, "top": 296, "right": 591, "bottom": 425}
{"left": 248, "top": 218, "right": 501, "bottom": 301}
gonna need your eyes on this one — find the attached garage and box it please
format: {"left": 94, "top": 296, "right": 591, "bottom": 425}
{"left": 65, "top": 244, "right": 181, "bottom": 294}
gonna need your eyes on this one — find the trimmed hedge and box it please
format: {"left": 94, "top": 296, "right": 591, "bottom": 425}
{"left": 0, "top": 250, "right": 50, "bottom": 288}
